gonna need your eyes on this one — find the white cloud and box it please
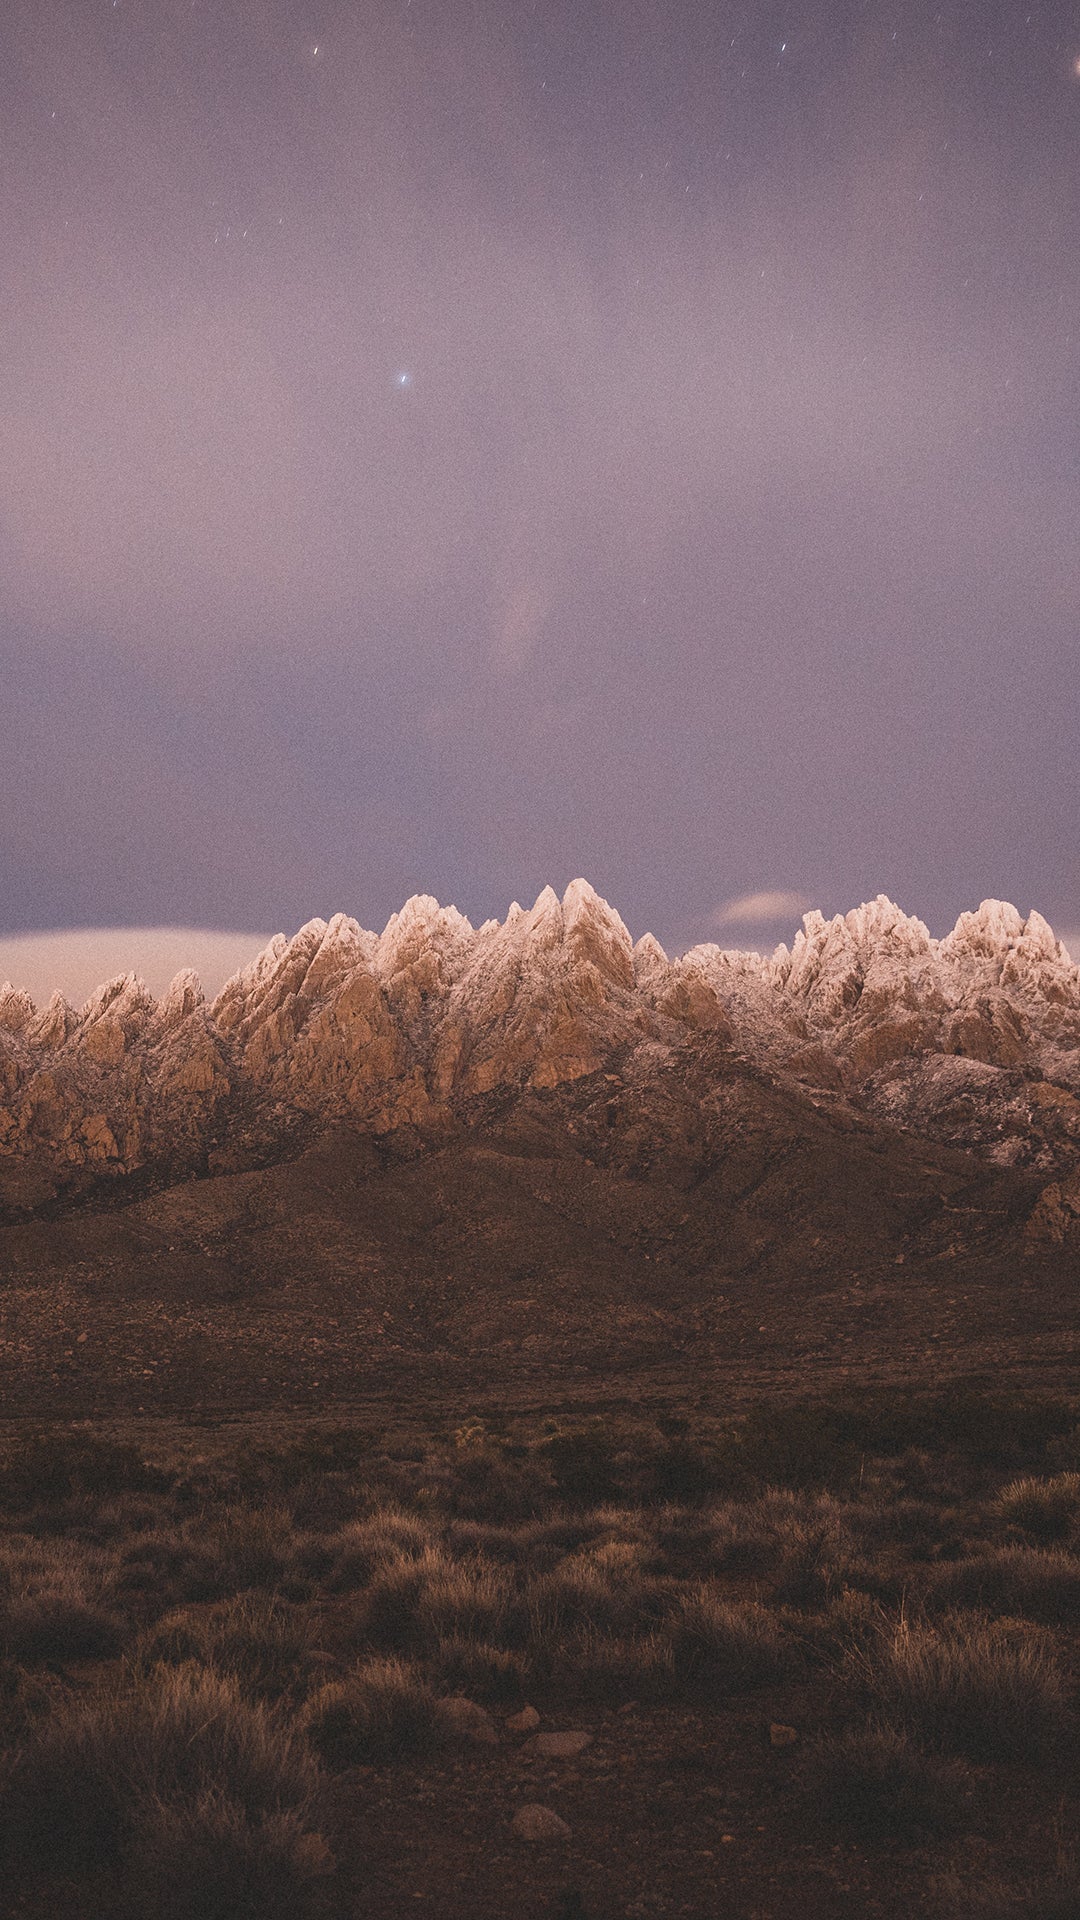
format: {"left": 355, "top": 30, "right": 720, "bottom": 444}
{"left": 0, "top": 928, "right": 274, "bottom": 1011}
{"left": 712, "top": 889, "right": 814, "bottom": 927}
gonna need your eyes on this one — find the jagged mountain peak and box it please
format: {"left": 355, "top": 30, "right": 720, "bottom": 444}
{"left": 159, "top": 969, "right": 205, "bottom": 1027}
{"left": 0, "top": 984, "right": 36, "bottom": 1035}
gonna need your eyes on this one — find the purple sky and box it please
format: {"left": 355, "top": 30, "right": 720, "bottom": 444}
{"left": 1, "top": 0, "right": 1078, "bottom": 959}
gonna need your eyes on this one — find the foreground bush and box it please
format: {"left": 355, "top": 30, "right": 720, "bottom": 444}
{"left": 815, "top": 1721, "right": 971, "bottom": 1842}
{"left": 1, "top": 1662, "right": 325, "bottom": 1876}
{"left": 126, "top": 1789, "right": 335, "bottom": 1920}
{"left": 860, "top": 1614, "right": 1068, "bottom": 1762}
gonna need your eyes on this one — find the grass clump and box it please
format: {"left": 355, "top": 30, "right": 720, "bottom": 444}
{"left": 431, "top": 1635, "right": 529, "bottom": 1705}
{"left": 136, "top": 1594, "right": 317, "bottom": 1703}
{"left": 127, "top": 1790, "right": 335, "bottom": 1920}
{"left": 2, "top": 1589, "right": 126, "bottom": 1664}
{"left": 1, "top": 1661, "right": 324, "bottom": 1878}
{"left": 815, "top": 1720, "right": 971, "bottom": 1842}
{"left": 670, "top": 1588, "right": 789, "bottom": 1698}
{"left": 859, "top": 1612, "right": 1068, "bottom": 1763}
{"left": 997, "top": 1474, "right": 1080, "bottom": 1543}
{"left": 301, "top": 1656, "right": 437, "bottom": 1768}
{"left": 924, "top": 1547, "right": 1080, "bottom": 1626}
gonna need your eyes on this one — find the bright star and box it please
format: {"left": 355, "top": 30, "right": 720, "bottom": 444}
{"left": 396, "top": 371, "right": 412, "bottom": 388}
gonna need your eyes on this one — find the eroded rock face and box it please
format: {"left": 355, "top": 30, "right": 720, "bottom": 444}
{"left": 0, "top": 882, "right": 1077, "bottom": 1213}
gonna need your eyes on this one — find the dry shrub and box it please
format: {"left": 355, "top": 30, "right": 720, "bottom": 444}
{"left": 301, "top": 1657, "right": 436, "bottom": 1768}
{"left": 0, "top": 1533, "right": 130, "bottom": 1666}
{"left": 360, "top": 1548, "right": 453, "bottom": 1652}
{"left": 431, "top": 1635, "right": 529, "bottom": 1705}
{"left": 997, "top": 1475, "right": 1080, "bottom": 1543}
{"left": 670, "top": 1588, "right": 789, "bottom": 1698}
{"left": 444, "top": 1520, "right": 525, "bottom": 1564}
{"left": 525, "top": 1546, "right": 668, "bottom": 1645}
{"left": 113, "top": 1532, "right": 220, "bottom": 1608}
{"left": 852, "top": 1494, "right": 958, "bottom": 1555}
{"left": 1, "top": 1662, "right": 322, "bottom": 1876}
{"left": 137, "top": 1595, "right": 316, "bottom": 1703}
{"left": 414, "top": 1558, "right": 520, "bottom": 1646}
{"left": 199, "top": 1507, "right": 299, "bottom": 1595}
{"left": 127, "top": 1789, "right": 334, "bottom": 1920}
{"left": 0, "top": 1656, "right": 57, "bottom": 1745}
{"left": 802, "top": 1588, "right": 886, "bottom": 1665}
{"left": 323, "top": 1509, "right": 432, "bottom": 1592}
{"left": 2, "top": 1589, "right": 126, "bottom": 1663}
{"left": 860, "top": 1613, "right": 1068, "bottom": 1762}
{"left": 815, "top": 1721, "right": 971, "bottom": 1842}
{"left": 924, "top": 1548, "right": 1080, "bottom": 1626}
{"left": 559, "top": 1626, "right": 677, "bottom": 1705}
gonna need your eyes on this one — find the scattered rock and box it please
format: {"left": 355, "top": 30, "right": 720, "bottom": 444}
{"left": 435, "top": 1696, "right": 499, "bottom": 1745}
{"left": 769, "top": 1723, "right": 798, "bottom": 1749}
{"left": 511, "top": 1804, "right": 572, "bottom": 1841}
{"left": 534, "top": 1730, "right": 592, "bottom": 1759}
{"left": 507, "top": 1703, "right": 541, "bottom": 1733}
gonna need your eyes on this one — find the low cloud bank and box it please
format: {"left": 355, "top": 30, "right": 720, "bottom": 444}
{"left": 0, "top": 928, "right": 274, "bottom": 1010}
{"left": 712, "top": 890, "right": 814, "bottom": 928}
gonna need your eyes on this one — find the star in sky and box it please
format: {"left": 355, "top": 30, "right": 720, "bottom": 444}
{"left": 396, "top": 371, "right": 413, "bottom": 388}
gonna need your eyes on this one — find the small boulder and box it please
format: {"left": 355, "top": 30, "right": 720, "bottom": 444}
{"left": 507, "top": 1703, "right": 541, "bottom": 1733}
{"left": 534, "top": 1730, "right": 592, "bottom": 1759}
{"left": 511, "top": 1804, "right": 572, "bottom": 1841}
{"left": 436, "top": 1696, "right": 499, "bottom": 1746}
{"left": 769, "top": 1722, "right": 798, "bottom": 1749}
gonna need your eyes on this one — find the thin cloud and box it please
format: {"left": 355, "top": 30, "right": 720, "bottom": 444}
{"left": 712, "top": 890, "right": 814, "bottom": 927}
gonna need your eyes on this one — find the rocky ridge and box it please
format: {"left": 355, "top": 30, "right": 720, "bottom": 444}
{"left": 1, "top": 881, "right": 1078, "bottom": 1221}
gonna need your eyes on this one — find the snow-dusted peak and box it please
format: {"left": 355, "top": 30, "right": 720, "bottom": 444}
{"left": 159, "top": 969, "right": 205, "bottom": 1026}
{"left": 28, "top": 990, "right": 76, "bottom": 1048}
{"left": 375, "top": 894, "right": 476, "bottom": 984}
{"left": 632, "top": 932, "right": 669, "bottom": 990}
{"left": 1021, "top": 909, "right": 1070, "bottom": 964}
{"left": 212, "top": 933, "right": 290, "bottom": 1014}
{"left": 301, "top": 914, "right": 375, "bottom": 996}
{"left": 77, "top": 972, "right": 155, "bottom": 1029}
{"left": 0, "top": 983, "right": 35, "bottom": 1034}
{"left": 942, "top": 899, "right": 1027, "bottom": 960}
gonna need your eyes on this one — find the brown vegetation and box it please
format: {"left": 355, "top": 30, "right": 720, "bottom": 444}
{"left": 0, "top": 1398, "right": 1079, "bottom": 1915}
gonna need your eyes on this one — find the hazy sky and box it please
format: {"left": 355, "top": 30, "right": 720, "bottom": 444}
{"left": 2, "top": 0, "right": 1078, "bottom": 959}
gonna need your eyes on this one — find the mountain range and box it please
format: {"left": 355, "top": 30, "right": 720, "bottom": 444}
{"left": 1, "top": 881, "right": 1078, "bottom": 1412}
